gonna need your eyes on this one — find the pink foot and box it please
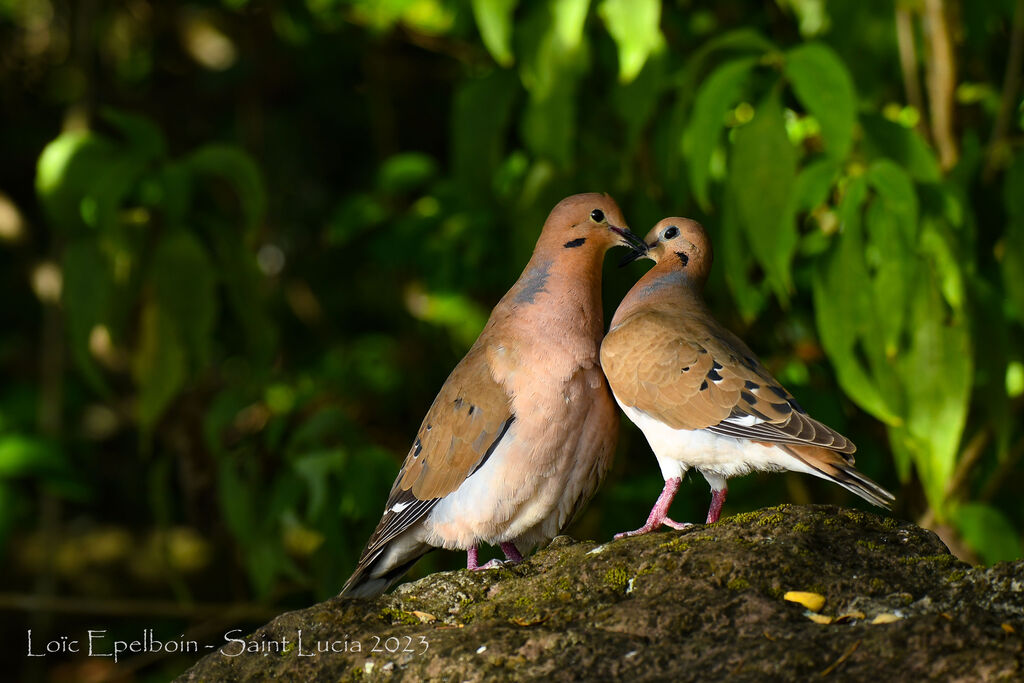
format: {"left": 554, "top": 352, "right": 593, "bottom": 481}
{"left": 706, "top": 487, "right": 727, "bottom": 524}
{"left": 614, "top": 477, "right": 692, "bottom": 539}
{"left": 467, "top": 544, "right": 522, "bottom": 571}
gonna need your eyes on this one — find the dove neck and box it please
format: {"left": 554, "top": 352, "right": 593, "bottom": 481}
{"left": 500, "top": 243, "right": 608, "bottom": 341}
{"left": 611, "top": 260, "right": 707, "bottom": 328}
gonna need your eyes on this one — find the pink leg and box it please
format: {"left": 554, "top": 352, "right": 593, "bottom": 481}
{"left": 468, "top": 544, "right": 516, "bottom": 571}
{"left": 614, "top": 477, "right": 692, "bottom": 539}
{"left": 706, "top": 487, "right": 727, "bottom": 524}
{"left": 500, "top": 542, "right": 523, "bottom": 563}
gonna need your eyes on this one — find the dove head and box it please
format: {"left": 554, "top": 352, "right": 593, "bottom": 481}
{"left": 537, "top": 193, "right": 645, "bottom": 254}
{"left": 626, "top": 217, "right": 713, "bottom": 288}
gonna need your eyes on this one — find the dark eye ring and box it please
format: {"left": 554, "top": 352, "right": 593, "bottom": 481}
{"left": 590, "top": 209, "right": 605, "bottom": 223}
{"left": 664, "top": 226, "right": 680, "bottom": 239}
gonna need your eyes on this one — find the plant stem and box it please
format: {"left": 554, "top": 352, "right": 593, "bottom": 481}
{"left": 923, "top": 0, "right": 959, "bottom": 170}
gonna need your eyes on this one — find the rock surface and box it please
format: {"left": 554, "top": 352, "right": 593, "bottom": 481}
{"left": 177, "top": 505, "right": 1024, "bottom": 681}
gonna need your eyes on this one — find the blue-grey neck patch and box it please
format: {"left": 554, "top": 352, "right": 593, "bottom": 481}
{"left": 639, "top": 269, "right": 689, "bottom": 297}
{"left": 513, "top": 259, "right": 552, "bottom": 304}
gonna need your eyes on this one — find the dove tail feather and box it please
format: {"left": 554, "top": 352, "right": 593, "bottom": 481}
{"left": 783, "top": 445, "right": 895, "bottom": 510}
{"left": 340, "top": 540, "right": 432, "bottom": 599}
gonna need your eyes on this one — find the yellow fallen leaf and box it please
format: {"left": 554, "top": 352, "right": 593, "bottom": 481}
{"left": 806, "top": 613, "right": 833, "bottom": 625}
{"left": 784, "top": 590, "right": 826, "bottom": 612}
{"left": 871, "top": 613, "right": 902, "bottom": 624}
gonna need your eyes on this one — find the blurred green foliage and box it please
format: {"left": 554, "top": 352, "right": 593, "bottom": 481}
{"left": 1, "top": 0, "right": 1023, "bottom": 677}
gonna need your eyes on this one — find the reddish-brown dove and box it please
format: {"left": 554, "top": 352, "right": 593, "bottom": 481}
{"left": 601, "top": 218, "right": 894, "bottom": 537}
{"left": 341, "top": 194, "right": 645, "bottom": 597}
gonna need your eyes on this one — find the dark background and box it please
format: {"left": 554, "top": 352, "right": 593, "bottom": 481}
{"left": 1, "top": 0, "right": 1022, "bottom": 680}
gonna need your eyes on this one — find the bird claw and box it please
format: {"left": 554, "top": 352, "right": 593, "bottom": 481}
{"left": 471, "top": 559, "right": 509, "bottom": 571}
{"left": 614, "top": 518, "right": 692, "bottom": 539}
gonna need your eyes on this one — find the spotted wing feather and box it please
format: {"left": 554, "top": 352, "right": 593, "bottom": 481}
{"left": 354, "top": 344, "right": 514, "bottom": 567}
{"left": 601, "top": 310, "right": 855, "bottom": 456}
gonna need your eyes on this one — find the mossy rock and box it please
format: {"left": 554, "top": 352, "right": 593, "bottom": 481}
{"left": 177, "top": 505, "right": 1024, "bottom": 682}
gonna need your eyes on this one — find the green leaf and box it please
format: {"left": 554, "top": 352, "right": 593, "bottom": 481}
{"left": 863, "top": 161, "right": 919, "bottom": 356}
{"left": 860, "top": 114, "right": 941, "bottom": 182}
{"left": 784, "top": 42, "right": 857, "bottom": 159}
{"left": 728, "top": 92, "right": 798, "bottom": 297}
{"left": 0, "top": 435, "right": 65, "bottom": 478}
{"left": 812, "top": 177, "right": 902, "bottom": 425}
{"left": 452, "top": 69, "right": 519, "bottom": 195}
{"left": 866, "top": 159, "right": 918, "bottom": 243}
{"left": 471, "top": 0, "right": 518, "bottom": 67}
{"left": 683, "top": 56, "right": 757, "bottom": 211}
{"left": 517, "top": 1, "right": 588, "bottom": 165}
{"left": 953, "top": 503, "right": 1022, "bottom": 564}
{"left": 133, "top": 302, "right": 187, "bottom": 435}
{"left": 101, "top": 108, "right": 167, "bottom": 160}
{"left": 612, "top": 48, "right": 666, "bottom": 151}
{"left": 551, "top": 0, "right": 589, "bottom": 49}
{"left": 718, "top": 191, "right": 768, "bottom": 321}
{"left": 36, "top": 132, "right": 116, "bottom": 235}
{"left": 377, "top": 152, "right": 439, "bottom": 194}
{"left": 62, "top": 240, "right": 114, "bottom": 394}
{"left": 185, "top": 144, "right": 266, "bottom": 236}
{"left": 294, "top": 449, "right": 346, "bottom": 519}
{"left": 1003, "top": 217, "right": 1024, "bottom": 321}
{"left": 598, "top": 0, "right": 663, "bottom": 83}
{"left": 679, "top": 28, "right": 775, "bottom": 86}
{"left": 896, "top": 269, "right": 971, "bottom": 515}
{"left": 793, "top": 158, "right": 839, "bottom": 212}
{"left": 151, "top": 232, "right": 218, "bottom": 368}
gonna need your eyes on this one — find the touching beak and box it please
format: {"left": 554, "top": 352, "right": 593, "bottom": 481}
{"left": 609, "top": 225, "right": 647, "bottom": 253}
{"left": 618, "top": 239, "right": 654, "bottom": 267}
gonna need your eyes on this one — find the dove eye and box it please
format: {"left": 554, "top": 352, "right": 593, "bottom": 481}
{"left": 590, "top": 209, "right": 605, "bottom": 223}
{"left": 664, "top": 226, "right": 680, "bottom": 239}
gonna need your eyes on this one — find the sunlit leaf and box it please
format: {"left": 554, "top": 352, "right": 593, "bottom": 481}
{"left": 784, "top": 42, "right": 856, "bottom": 159}
{"left": 36, "top": 132, "right": 116, "bottom": 235}
{"left": 684, "top": 56, "right": 757, "bottom": 211}
{"left": 598, "top": 0, "right": 663, "bottom": 83}
{"left": 728, "top": 91, "right": 798, "bottom": 297}
{"left": 377, "top": 152, "right": 439, "bottom": 194}
{"left": 517, "top": 1, "right": 588, "bottom": 165}
{"left": 471, "top": 0, "right": 518, "bottom": 67}
{"left": 953, "top": 503, "right": 1022, "bottom": 564}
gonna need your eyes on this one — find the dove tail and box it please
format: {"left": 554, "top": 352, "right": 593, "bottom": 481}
{"left": 783, "top": 445, "right": 895, "bottom": 510}
{"left": 340, "top": 539, "right": 432, "bottom": 599}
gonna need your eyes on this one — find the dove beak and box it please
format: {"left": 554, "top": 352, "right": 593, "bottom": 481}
{"left": 618, "top": 239, "right": 655, "bottom": 267}
{"left": 609, "top": 225, "right": 647, "bottom": 253}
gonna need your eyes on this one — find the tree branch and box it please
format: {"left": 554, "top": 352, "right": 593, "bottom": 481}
{"left": 895, "top": 3, "right": 927, "bottom": 136}
{"left": 923, "top": 0, "right": 959, "bottom": 170}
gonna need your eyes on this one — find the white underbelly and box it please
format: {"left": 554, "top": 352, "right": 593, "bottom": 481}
{"left": 422, "top": 417, "right": 591, "bottom": 550}
{"left": 617, "top": 399, "right": 811, "bottom": 481}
